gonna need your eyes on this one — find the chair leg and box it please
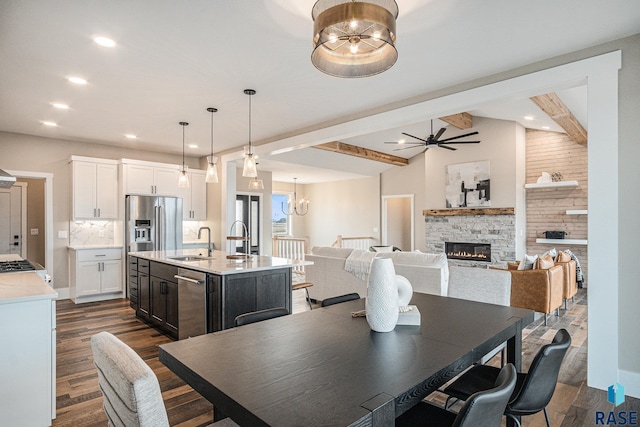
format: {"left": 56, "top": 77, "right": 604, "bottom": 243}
{"left": 544, "top": 407, "right": 551, "bottom": 427}
{"left": 445, "top": 396, "right": 458, "bottom": 410}
{"left": 305, "top": 288, "right": 312, "bottom": 310}
{"left": 500, "top": 347, "right": 505, "bottom": 368}
{"left": 544, "top": 314, "right": 548, "bottom": 326}
{"left": 564, "top": 299, "right": 568, "bottom": 310}
{"left": 506, "top": 413, "right": 522, "bottom": 427}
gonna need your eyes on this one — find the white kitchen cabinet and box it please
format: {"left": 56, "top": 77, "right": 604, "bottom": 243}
{"left": 178, "top": 170, "right": 207, "bottom": 220}
{"left": 71, "top": 157, "right": 118, "bottom": 220}
{"left": 122, "top": 160, "right": 179, "bottom": 196}
{"left": 70, "top": 247, "right": 123, "bottom": 303}
{"left": 0, "top": 275, "right": 57, "bottom": 427}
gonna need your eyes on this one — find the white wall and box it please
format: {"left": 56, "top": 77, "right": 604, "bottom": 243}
{"left": 304, "top": 176, "right": 380, "bottom": 248}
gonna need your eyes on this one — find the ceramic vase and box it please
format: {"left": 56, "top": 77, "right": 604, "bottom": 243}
{"left": 396, "top": 275, "right": 413, "bottom": 306}
{"left": 366, "top": 258, "right": 399, "bottom": 332}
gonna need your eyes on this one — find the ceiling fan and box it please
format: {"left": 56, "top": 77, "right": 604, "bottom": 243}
{"left": 385, "top": 120, "right": 480, "bottom": 153}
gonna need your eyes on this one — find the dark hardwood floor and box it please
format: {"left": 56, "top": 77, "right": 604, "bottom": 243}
{"left": 53, "top": 289, "right": 638, "bottom": 426}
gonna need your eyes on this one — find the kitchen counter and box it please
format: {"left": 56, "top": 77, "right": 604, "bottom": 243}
{"left": 0, "top": 272, "right": 58, "bottom": 304}
{"left": 128, "top": 249, "right": 311, "bottom": 275}
{"left": 68, "top": 244, "right": 124, "bottom": 250}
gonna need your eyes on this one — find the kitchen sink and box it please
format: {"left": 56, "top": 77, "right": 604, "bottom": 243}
{"left": 168, "top": 255, "right": 215, "bottom": 262}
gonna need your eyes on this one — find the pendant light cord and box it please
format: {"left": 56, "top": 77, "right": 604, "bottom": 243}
{"left": 248, "top": 93, "right": 252, "bottom": 154}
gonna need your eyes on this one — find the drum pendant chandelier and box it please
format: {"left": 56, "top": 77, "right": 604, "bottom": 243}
{"left": 311, "top": 0, "right": 398, "bottom": 78}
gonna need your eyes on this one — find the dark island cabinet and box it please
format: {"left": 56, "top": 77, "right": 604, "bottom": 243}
{"left": 211, "top": 267, "right": 292, "bottom": 331}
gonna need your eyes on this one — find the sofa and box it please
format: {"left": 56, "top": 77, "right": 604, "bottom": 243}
{"left": 305, "top": 247, "right": 449, "bottom": 302}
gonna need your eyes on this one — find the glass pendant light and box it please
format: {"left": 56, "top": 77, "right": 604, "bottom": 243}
{"left": 178, "top": 121, "right": 190, "bottom": 188}
{"left": 205, "top": 107, "right": 219, "bottom": 183}
{"left": 242, "top": 89, "right": 258, "bottom": 177}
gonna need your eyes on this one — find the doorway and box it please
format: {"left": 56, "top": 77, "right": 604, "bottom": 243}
{"left": 235, "top": 193, "right": 261, "bottom": 255}
{"left": 381, "top": 194, "right": 414, "bottom": 251}
{"left": 0, "top": 182, "right": 27, "bottom": 257}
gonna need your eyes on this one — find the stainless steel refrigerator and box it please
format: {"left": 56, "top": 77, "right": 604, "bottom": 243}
{"left": 125, "top": 195, "right": 183, "bottom": 253}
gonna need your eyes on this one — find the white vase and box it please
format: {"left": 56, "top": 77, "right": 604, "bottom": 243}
{"left": 396, "top": 275, "right": 413, "bottom": 306}
{"left": 366, "top": 258, "right": 399, "bottom": 332}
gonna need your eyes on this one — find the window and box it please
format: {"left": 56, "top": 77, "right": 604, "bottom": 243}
{"left": 272, "top": 193, "right": 291, "bottom": 236}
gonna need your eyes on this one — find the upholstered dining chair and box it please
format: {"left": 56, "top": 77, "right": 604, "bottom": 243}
{"left": 443, "top": 328, "right": 571, "bottom": 427}
{"left": 234, "top": 307, "right": 289, "bottom": 327}
{"left": 91, "top": 331, "right": 238, "bottom": 427}
{"left": 396, "top": 364, "right": 517, "bottom": 427}
{"left": 321, "top": 292, "right": 361, "bottom": 307}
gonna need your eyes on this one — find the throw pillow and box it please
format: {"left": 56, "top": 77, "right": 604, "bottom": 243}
{"left": 370, "top": 245, "right": 393, "bottom": 253}
{"left": 517, "top": 254, "right": 538, "bottom": 270}
{"left": 535, "top": 255, "right": 555, "bottom": 270}
{"left": 556, "top": 251, "right": 572, "bottom": 262}
{"left": 542, "top": 248, "right": 557, "bottom": 259}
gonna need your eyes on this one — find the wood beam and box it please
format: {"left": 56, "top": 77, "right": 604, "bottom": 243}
{"left": 423, "top": 208, "right": 515, "bottom": 216}
{"left": 530, "top": 93, "right": 587, "bottom": 145}
{"left": 313, "top": 141, "right": 409, "bottom": 166}
{"left": 439, "top": 112, "right": 473, "bottom": 129}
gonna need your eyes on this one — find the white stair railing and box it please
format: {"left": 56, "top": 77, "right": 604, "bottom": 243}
{"left": 332, "top": 235, "right": 377, "bottom": 251}
{"left": 273, "top": 236, "right": 309, "bottom": 274}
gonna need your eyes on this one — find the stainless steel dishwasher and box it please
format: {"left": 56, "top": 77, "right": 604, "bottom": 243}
{"left": 174, "top": 268, "right": 206, "bottom": 339}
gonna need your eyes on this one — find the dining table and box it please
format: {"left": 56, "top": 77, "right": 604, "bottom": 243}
{"left": 159, "top": 292, "right": 534, "bottom": 426}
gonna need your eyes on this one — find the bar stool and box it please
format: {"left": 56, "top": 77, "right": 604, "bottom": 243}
{"left": 292, "top": 281, "right": 314, "bottom": 310}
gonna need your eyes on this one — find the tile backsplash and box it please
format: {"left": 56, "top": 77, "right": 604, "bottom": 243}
{"left": 70, "top": 221, "right": 115, "bottom": 246}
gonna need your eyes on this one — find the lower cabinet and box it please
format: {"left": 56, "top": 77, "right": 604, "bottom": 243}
{"left": 70, "top": 247, "right": 123, "bottom": 304}
{"left": 150, "top": 277, "right": 178, "bottom": 338}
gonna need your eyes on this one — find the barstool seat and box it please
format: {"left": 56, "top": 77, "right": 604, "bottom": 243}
{"left": 292, "top": 281, "right": 314, "bottom": 310}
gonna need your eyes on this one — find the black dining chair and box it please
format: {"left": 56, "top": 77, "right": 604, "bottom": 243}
{"left": 443, "top": 328, "right": 571, "bottom": 427}
{"left": 396, "top": 363, "right": 517, "bottom": 427}
{"left": 321, "top": 293, "right": 361, "bottom": 307}
{"left": 234, "top": 307, "right": 289, "bottom": 327}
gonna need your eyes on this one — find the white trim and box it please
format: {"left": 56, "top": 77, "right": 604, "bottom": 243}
{"left": 381, "top": 194, "right": 414, "bottom": 251}
{"left": 619, "top": 369, "right": 640, "bottom": 400}
{"left": 7, "top": 170, "right": 55, "bottom": 287}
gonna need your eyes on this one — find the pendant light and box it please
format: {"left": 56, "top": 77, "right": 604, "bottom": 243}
{"left": 242, "top": 89, "right": 258, "bottom": 177}
{"left": 178, "top": 121, "right": 190, "bottom": 188}
{"left": 248, "top": 161, "right": 264, "bottom": 190}
{"left": 205, "top": 107, "right": 219, "bottom": 183}
{"left": 282, "top": 178, "right": 309, "bottom": 216}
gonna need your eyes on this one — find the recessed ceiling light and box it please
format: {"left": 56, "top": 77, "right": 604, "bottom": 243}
{"left": 398, "top": 138, "right": 405, "bottom": 144}
{"left": 124, "top": 134, "right": 137, "bottom": 139}
{"left": 188, "top": 144, "right": 199, "bottom": 149}
{"left": 51, "top": 102, "right": 69, "bottom": 109}
{"left": 67, "top": 76, "right": 87, "bottom": 85}
{"left": 542, "top": 126, "right": 551, "bottom": 130}
{"left": 93, "top": 36, "right": 116, "bottom": 47}
{"left": 523, "top": 115, "right": 535, "bottom": 121}
{"left": 42, "top": 121, "right": 58, "bottom": 127}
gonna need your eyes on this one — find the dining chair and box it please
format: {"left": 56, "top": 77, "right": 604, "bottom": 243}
{"left": 234, "top": 307, "right": 289, "bottom": 327}
{"left": 321, "top": 292, "right": 360, "bottom": 307}
{"left": 396, "top": 363, "right": 517, "bottom": 427}
{"left": 443, "top": 328, "right": 571, "bottom": 427}
{"left": 91, "top": 331, "right": 238, "bottom": 427}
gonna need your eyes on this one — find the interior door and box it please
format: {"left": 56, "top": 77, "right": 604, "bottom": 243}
{"left": 235, "top": 194, "right": 261, "bottom": 255}
{"left": 0, "top": 184, "right": 26, "bottom": 256}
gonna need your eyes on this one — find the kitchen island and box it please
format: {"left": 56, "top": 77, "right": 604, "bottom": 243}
{"left": 0, "top": 266, "right": 57, "bottom": 426}
{"left": 128, "top": 249, "right": 310, "bottom": 339}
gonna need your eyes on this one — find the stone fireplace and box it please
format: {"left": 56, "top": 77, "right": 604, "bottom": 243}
{"left": 424, "top": 208, "right": 515, "bottom": 268}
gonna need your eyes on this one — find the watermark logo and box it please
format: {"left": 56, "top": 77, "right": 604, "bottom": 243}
{"left": 608, "top": 382, "right": 626, "bottom": 407}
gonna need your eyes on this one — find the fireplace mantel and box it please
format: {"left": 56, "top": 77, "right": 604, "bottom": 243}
{"left": 423, "top": 208, "right": 515, "bottom": 216}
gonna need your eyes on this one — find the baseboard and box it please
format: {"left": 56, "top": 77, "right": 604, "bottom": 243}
{"left": 619, "top": 369, "right": 640, "bottom": 399}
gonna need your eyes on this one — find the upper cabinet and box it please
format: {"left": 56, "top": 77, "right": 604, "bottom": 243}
{"left": 178, "top": 170, "right": 207, "bottom": 220}
{"left": 71, "top": 157, "right": 118, "bottom": 220}
{"left": 121, "top": 159, "right": 179, "bottom": 196}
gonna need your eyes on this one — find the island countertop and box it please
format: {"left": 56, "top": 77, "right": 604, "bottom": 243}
{"left": 128, "top": 249, "right": 311, "bottom": 275}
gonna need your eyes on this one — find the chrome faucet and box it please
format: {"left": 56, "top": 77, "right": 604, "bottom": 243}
{"left": 198, "top": 227, "right": 212, "bottom": 257}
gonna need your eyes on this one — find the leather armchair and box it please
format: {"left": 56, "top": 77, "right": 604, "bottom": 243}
{"left": 501, "top": 263, "right": 564, "bottom": 322}
{"left": 555, "top": 258, "right": 577, "bottom": 307}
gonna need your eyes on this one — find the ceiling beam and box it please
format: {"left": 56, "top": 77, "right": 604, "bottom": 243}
{"left": 530, "top": 93, "right": 587, "bottom": 145}
{"left": 439, "top": 112, "right": 473, "bottom": 129}
{"left": 313, "top": 141, "right": 409, "bottom": 167}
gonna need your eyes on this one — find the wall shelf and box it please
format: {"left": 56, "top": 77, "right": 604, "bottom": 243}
{"left": 566, "top": 209, "right": 588, "bottom": 215}
{"left": 524, "top": 180, "right": 578, "bottom": 189}
{"left": 535, "top": 238, "right": 587, "bottom": 245}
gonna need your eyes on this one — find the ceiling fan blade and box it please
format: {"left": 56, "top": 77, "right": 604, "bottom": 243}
{"left": 438, "top": 144, "right": 457, "bottom": 151}
{"left": 437, "top": 131, "right": 479, "bottom": 143}
{"left": 433, "top": 127, "right": 446, "bottom": 141}
{"left": 441, "top": 140, "right": 480, "bottom": 144}
{"left": 401, "top": 132, "right": 429, "bottom": 143}
{"left": 393, "top": 145, "right": 422, "bottom": 151}
{"left": 423, "top": 147, "right": 429, "bottom": 153}
{"left": 385, "top": 141, "right": 422, "bottom": 145}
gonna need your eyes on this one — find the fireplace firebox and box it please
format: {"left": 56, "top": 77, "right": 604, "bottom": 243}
{"left": 445, "top": 242, "right": 491, "bottom": 262}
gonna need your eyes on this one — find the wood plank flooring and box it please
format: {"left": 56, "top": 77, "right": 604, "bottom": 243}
{"left": 53, "top": 289, "right": 639, "bottom": 426}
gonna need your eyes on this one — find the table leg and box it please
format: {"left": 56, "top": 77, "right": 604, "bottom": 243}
{"left": 506, "top": 322, "right": 523, "bottom": 427}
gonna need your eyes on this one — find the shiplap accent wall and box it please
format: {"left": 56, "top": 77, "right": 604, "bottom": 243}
{"left": 525, "top": 129, "right": 588, "bottom": 283}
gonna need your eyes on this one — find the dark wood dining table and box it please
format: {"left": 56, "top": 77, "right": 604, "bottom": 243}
{"left": 159, "top": 292, "right": 534, "bottom": 426}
